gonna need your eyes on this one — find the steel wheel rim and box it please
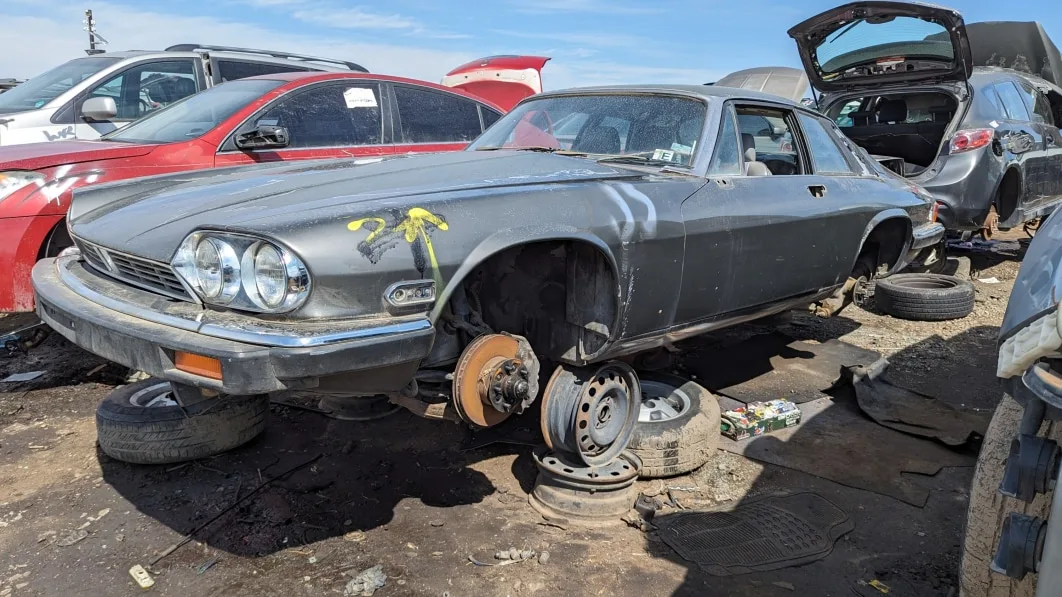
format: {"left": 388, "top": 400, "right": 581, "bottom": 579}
{"left": 129, "top": 382, "right": 178, "bottom": 408}
{"left": 543, "top": 362, "right": 641, "bottom": 466}
{"left": 638, "top": 380, "right": 691, "bottom": 423}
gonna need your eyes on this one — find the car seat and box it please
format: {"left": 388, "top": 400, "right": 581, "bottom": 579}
{"left": 573, "top": 125, "right": 621, "bottom": 154}
{"left": 741, "top": 133, "right": 772, "bottom": 176}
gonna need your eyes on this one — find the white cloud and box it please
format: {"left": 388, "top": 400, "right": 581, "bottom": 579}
{"left": 292, "top": 7, "right": 419, "bottom": 30}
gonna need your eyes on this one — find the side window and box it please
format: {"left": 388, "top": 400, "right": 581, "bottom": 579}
{"left": 248, "top": 83, "right": 382, "bottom": 148}
{"left": 835, "top": 100, "right": 862, "bottom": 127}
{"left": 217, "top": 61, "right": 309, "bottom": 82}
{"left": 1032, "top": 90, "right": 1055, "bottom": 126}
{"left": 797, "top": 112, "right": 856, "bottom": 175}
{"left": 87, "top": 60, "right": 198, "bottom": 120}
{"left": 708, "top": 105, "right": 742, "bottom": 176}
{"left": 394, "top": 85, "right": 482, "bottom": 143}
{"left": 735, "top": 106, "right": 802, "bottom": 175}
{"left": 982, "top": 86, "right": 1007, "bottom": 118}
{"left": 996, "top": 82, "right": 1031, "bottom": 121}
{"left": 481, "top": 106, "right": 502, "bottom": 130}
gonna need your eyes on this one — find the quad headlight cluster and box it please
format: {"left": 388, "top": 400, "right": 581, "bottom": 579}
{"left": 171, "top": 232, "right": 310, "bottom": 313}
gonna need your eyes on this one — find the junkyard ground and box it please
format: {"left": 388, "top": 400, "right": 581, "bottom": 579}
{"left": 0, "top": 236, "right": 1026, "bottom": 597}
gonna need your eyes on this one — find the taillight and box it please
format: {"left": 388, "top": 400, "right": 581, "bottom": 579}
{"left": 949, "top": 128, "right": 994, "bottom": 153}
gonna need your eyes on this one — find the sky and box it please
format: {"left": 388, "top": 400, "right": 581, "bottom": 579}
{"left": 2, "top": 0, "right": 1061, "bottom": 91}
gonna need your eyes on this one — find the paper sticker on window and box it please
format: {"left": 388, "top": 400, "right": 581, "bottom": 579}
{"left": 652, "top": 149, "right": 676, "bottom": 162}
{"left": 343, "top": 87, "right": 378, "bottom": 109}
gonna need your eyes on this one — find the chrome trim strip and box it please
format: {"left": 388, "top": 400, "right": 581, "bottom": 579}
{"left": 198, "top": 319, "right": 432, "bottom": 348}
{"left": 57, "top": 256, "right": 431, "bottom": 348}
{"left": 73, "top": 236, "right": 196, "bottom": 303}
{"left": 910, "top": 222, "right": 946, "bottom": 250}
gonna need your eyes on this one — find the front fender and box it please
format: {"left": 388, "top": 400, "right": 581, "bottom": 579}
{"left": 431, "top": 224, "right": 623, "bottom": 340}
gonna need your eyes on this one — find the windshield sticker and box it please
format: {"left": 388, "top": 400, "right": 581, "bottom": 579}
{"left": 651, "top": 149, "right": 676, "bottom": 162}
{"left": 348, "top": 207, "right": 449, "bottom": 288}
{"left": 343, "top": 87, "right": 378, "bottom": 109}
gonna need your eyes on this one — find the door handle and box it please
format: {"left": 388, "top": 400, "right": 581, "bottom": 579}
{"left": 808, "top": 185, "right": 826, "bottom": 198}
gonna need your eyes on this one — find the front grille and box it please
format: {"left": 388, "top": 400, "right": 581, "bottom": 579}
{"left": 74, "top": 238, "right": 194, "bottom": 302}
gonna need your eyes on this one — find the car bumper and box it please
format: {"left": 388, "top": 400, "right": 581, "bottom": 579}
{"left": 32, "top": 256, "right": 435, "bottom": 395}
{"left": 901, "top": 221, "right": 947, "bottom": 269}
{"left": 917, "top": 149, "right": 1000, "bottom": 231}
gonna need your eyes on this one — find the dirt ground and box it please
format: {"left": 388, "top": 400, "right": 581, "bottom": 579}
{"left": 0, "top": 237, "right": 1028, "bottom": 597}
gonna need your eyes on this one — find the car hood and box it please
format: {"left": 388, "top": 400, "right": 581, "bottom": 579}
{"left": 70, "top": 150, "right": 644, "bottom": 262}
{"left": 1000, "top": 211, "right": 1062, "bottom": 341}
{"left": 788, "top": 1, "right": 973, "bottom": 92}
{"left": 0, "top": 140, "right": 156, "bottom": 171}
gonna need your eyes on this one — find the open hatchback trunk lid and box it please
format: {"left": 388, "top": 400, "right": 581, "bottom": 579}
{"left": 441, "top": 55, "right": 550, "bottom": 112}
{"left": 787, "top": 1, "right": 972, "bottom": 92}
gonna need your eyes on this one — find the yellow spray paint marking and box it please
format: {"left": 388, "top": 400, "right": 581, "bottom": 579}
{"left": 394, "top": 208, "right": 449, "bottom": 286}
{"left": 347, "top": 216, "right": 387, "bottom": 244}
{"left": 347, "top": 208, "right": 449, "bottom": 288}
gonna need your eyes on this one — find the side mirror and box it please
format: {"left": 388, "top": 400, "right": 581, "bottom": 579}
{"left": 82, "top": 96, "right": 117, "bottom": 121}
{"left": 235, "top": 125, "right": 290, "bottom": 150}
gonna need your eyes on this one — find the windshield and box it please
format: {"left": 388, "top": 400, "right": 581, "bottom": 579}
{"left": 0, "top": 57, "right": 121, "bottom": 115}
{"left": 104, "top": 79, "right": 285, "bottom": 144}
{"left": 469, "top": 94, "right": 707, "bottom": 167}
{"left": 814, "top": 16, "right": 953, "bottom": 76}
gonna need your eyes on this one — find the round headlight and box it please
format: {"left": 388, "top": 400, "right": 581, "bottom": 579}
{"left": 254, "top": 244, "right": 287, "bottom": 308}
{"left": 195, "top": 239, "right": 223, "bottom": 298}
{"left": 194, "top": 238, "right": 240, "bottom": 302}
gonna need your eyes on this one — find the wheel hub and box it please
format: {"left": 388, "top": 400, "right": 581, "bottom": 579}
{"left": 452, "top": 333, "right": 540, "bottom": 428}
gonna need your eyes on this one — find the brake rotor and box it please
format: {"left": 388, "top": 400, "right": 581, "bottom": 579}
{"left": 540, "top": 361, "right": 641, "bottom": 467}
{"left": 980, "top": 205, "right": 999, "bottom": 240}
{"left": 452, "top": 333, "right": 540, "bottom": 428}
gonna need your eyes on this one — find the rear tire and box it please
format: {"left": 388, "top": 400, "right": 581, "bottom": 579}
{"left": 960, "top": 395, "right": 1057, "bottom": 597}
{"left": 875, "top": 273, "right": 974, "bottom": 321}
{"left": 96, "top": 379, "right": 269, "bottom": 465}
{"left": 627, "top": 373, "right": 720, "bottom": 479}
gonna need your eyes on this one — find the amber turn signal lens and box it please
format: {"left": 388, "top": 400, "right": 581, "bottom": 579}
{"left": 175, "top": 351, "right": 223, "bottom": 380}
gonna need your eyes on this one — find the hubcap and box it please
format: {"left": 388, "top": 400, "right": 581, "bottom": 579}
{"left": 638, "top": 380, "right": 691, "bottom": 423}
{"left": 129, "top": 383, "right": 178, "bottom": 408}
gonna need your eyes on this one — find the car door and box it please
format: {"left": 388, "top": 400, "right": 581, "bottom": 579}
{"left": 73, "top": 59, "right": 201, "bottom": 140}
{"left": 994, "top": 81, "right": 1049, "bottom": 207}
{"left": 390, "top": 84, "right": 493, "bottom": 154}
{"left": 214, "top": 80, "right": 394, "bottom": 167}
{"left": 1023, "top": 82, "right": 1062, "bottom": 201}
{"left": 677, "top": 102, "right": 870, "bottom": 324}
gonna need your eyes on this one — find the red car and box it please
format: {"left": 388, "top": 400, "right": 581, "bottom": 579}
{"left": 0, "top": 56, "right": 549, "bottom": 312}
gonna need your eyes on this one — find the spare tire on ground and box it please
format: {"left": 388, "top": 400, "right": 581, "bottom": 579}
{"left": 874, "top": 273, "right": 975, "bottom": 321}
{"left": 96, "top": 379, "right": 269, "bottom": 465}
{"left": 627, "top": 372, "right": 721, "bottom": 479}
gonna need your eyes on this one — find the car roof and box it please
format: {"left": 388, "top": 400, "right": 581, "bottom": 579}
{"left": 534, "top": 84, "right": 803, "bottom": 107}
{"left": 244, "top": 71, "right": 508, "bottom": 111}
{"left": 971, "top": 66, "right": 1062, "bottom": 93}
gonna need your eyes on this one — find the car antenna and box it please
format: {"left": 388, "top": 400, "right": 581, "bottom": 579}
{"left": 83, "top": 9, "right": 109, "bottom": 55}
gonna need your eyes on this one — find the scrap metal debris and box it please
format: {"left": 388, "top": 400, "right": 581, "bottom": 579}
{"left": 343, "top": 564, "right": 386, "bottom": 596}
{"left": 56, "top": 529, "right": 88, "bottom": 547}
{"left": 129, "top": 564, "right": 155, "bottom": 589}
{"left": 0, "top": 371, "right": 44, "bottom": 383}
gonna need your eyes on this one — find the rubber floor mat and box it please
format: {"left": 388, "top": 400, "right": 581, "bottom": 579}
{"left": 655, "top": 492, "right": 853, "bottom": 576}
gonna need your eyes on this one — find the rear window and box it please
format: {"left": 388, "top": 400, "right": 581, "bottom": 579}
{"left": 217, "top": 60, "right": 311, "bottom": 82}
{"left": 814, "top": 16, "right": 953, "bottom": 76}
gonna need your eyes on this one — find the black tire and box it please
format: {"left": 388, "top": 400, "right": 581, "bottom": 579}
{"left": 874, "top": 273, "right": 975, "bottom": 321}
{"left": 96, "top": 379, "right": 269, "bottom": 465}
{"left": 627, "top": 372, "right": 721, "bottom": 479}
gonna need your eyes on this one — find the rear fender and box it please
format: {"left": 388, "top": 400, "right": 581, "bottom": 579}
{"left": 440, "top": 56, "right": 550, "bottom": 112}
{"left": 857, "top": 209, "right": 913, "bottom": 275}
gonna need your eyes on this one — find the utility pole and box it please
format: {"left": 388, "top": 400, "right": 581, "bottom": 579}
{"left": 83, "top": 9, "right": 108, "bottom": 55}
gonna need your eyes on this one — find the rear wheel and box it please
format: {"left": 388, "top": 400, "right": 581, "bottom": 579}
{"left": 96, "top": 379, "right": 269, "bottom": 465}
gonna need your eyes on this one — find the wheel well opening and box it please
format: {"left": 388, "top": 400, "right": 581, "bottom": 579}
{"left": 860, "top": 218, "right": 910, "bottom": 274}
{"left": 426, "top": 240, "right": 618, "bottom": 368}
{"left": 997, "top": 169, "right": 1021, "bottom": 222}
{"left": 37, "top": 218, "right": 73, "bottom": 261}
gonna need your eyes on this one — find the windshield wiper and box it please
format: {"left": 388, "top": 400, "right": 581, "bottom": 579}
{"left": 597, "top": 155, "right": 682, "bottom": 167}
{"left": 475, "top": 146, "right": 586, "bottom": 156}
